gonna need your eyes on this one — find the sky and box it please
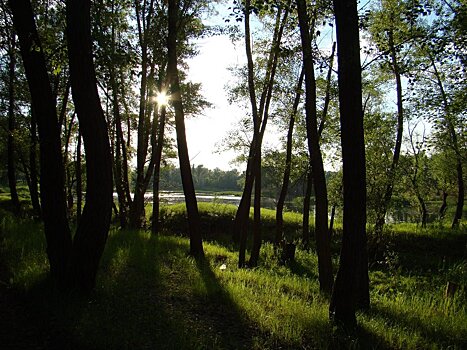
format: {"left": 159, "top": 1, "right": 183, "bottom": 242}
{"left": 182, "top": 3, "right": 336, "bottom": 172}
{"left": 184, "top": 34, "right": 246, "bottom": 171}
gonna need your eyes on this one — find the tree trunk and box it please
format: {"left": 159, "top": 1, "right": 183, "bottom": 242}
{"left": 7, "top": 31, "right": 20, "bottom": 213}
{"left": 237, "top": 3, "right": 287, "bottom": 267}
{"left": 276, "top": 68, "right": 304, "bottom": 245}
{"left": 76, "top": 130, "right": 82, "bottom": 222}
{"left": 439, "top": 191, "right": 448, "bottom": 220}
{"left": 152, "top": 105, "right": 167, "bottom": 235}
{"left": 10, "top": 0, "right": 73, "bottom": 284}
{"left": 249, "top": 146, "right": 262, "bottom": 267}
{"left": 167, "top": 0, "right": 204, "bottom": 258}
{"left": 418, "top": 194, "right": 427, "bottom": 228}
{"left": 29, "top": 108, "right": 41, "bottom": 218}
{"left": 109, "top": 3, "right": 129, "bottom": 228}
{"left": 329, "top": 204, "right": 336, "bottom": 235}
{"left": 374, "top": 29, "right": 404, "bottom": 236}
{"left": 429, "top": 56, "right": 464, "bottom": 229}
{"left": 296, "top": 0, "right": 333, "bottom": 294}
{"left": 130, "top": 0, "right": 156, "bottom": 229}
{"left": 66, "top": 0, "right": 113, "bottom": 292}
{"left": 330, "top": 0, "right": 369, "bottom": 326}
{"left": 236, "top": 146, "right": 254, "bottom": 267}
{"left": 302, "top": 169, "right": 312, "bottom": 247}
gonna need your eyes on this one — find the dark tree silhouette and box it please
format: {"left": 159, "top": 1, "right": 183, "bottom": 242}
{"left": 296, "top": 0, "right": 333, "bottom": 294}
{"left": 329, "top": 0, "right": 370, "bottom": 326}
{"left": 10, "top": 0, "right": 112, "bottom": 292}
{"left": 65, "top": 0, "right": 113, "bottom": 291}
{"left": 9, "top": 0, "right": 73, "bottom": 284}
{"left": 167, "top": 0, "right": 204, "bottom": 258}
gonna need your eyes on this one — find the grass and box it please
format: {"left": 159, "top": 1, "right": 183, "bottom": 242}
{"left": 1, "top": 204, "right": 466, "bottom": 349}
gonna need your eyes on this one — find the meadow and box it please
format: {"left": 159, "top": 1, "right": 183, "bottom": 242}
{"left": 0, "top": 202, "right": 466, "bottom": 349}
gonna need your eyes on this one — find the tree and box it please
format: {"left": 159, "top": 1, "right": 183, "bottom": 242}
{"left": 330, "top": 0, "right": 370, "bottom": 326}
{"left": 232, "top": 0, "right": 290, "bottom": 268}
{"left": 6, "top": 25, "right": 20, "bottom": 213}
{"left": 10, "top": 0, "right": 112, "bottom": 292}
{"left": 296, "top": 0, "right": 333, "bottom": 294}
{"left": 167, "top": 0, "right": 204, "bottom": 258}
{"left": 9, "top": 0, "right": 73, "bottom": 284}
{"left": 368, "top": 0, "right": 418, "bottom": 236}
{"left": 65, "top": 0, "right": 113, "bottom": 290}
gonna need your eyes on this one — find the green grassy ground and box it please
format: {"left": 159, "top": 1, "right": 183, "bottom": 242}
{"left": 1, "top": 204, "right": 466, "bottom": 349}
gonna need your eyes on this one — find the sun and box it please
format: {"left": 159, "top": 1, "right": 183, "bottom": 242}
{"left": 155, "top": 91, "right": 169, "bottom": 107}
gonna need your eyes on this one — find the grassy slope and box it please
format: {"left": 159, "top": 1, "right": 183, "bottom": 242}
{"left": 0, "top": 205, "right": 466, "bottom": 349}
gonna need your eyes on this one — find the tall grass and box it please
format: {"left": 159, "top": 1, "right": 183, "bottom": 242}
{"left": 1, "top": 206, "right": 466, "bottom": 349}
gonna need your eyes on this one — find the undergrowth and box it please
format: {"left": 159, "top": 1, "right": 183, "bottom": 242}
{"left": 0, "top": 206, "right": 466, "bottom": 349}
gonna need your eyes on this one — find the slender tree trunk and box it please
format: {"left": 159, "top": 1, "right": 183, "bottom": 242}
{"left": 439, "top": 191, "right": 448, "bottom": 220}
{"left": 235, "top": 0, "right": 261, "bottom": 266}
{"left": 276, "top": 68, "right": 304, "bottom": 245}
{"left": 111, "top": 67, "right": 129, "bottom": 228}
{"left": 302, "top": 169, "right": 312, "bottom": 246}
{"left": 249, "top": 146, "right": 262, "bottom": 267}
{"left": 429, "top": 56, "right": 464, "bottom": 229}
{"left": 66, "top": 0, "right": 113, "bottom": 292}
{"left": 63, "top": 114, "right": 76, "bottom": 215}
{"left": 329, "top": 204, "right": 336, "bottom": 234}
{"left": 76, "top": 129, "right": 82, "bottom": 222}
{"left": 108, "top": 3, "right": 128, "bottom": 228}
{"left": 10, "top": 0, "right": 72, "bottom": 284}
{"left": 330, "top": 0, "right": 369, "bottom": 326}
{"left": 168, "top": 0, "right": 204, "bottom": 258}
{"left": 29, "top": 108, "right": 41, "bottom": 217}
{"left": 7, "top": 31, "right": 20, "bottom": 213}
{"left": 296, "top": 0, "right": 333, "bottom": 294}
{"left": 452, "top": 160, "right": 464, "bottom": 229}
{"left": 130, "top": 0, "right": 155, "bottom": 229}
{"left": 374, "top": 30, "right": 404, "bottom": 236}
{"left": 152, "top": 105, "right": 167, "bottom": 235}
{"left": 237, "top": 146, "right": 254, "bottom": 267}
{"left": 417, "top": 194, "right": 427, "bottom": 228}
{"left": 237, "top": 3, "right": 287, "bottom": 267}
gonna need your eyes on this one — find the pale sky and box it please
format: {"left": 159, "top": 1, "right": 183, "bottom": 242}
{"left": 182, "top": 4, "right": 336, "bottom": 172}
{"left": 185, "top": 34, "right": 246, "bottom": 171}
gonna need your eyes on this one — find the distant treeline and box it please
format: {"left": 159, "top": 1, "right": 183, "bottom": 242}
{"left": 155, "top": 164, "right": 336, "bottom": 198}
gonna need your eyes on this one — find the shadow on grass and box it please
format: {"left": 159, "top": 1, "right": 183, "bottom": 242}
{"left": 46, "top": 230, "right": 258, "bottom": 349}
{"left": 368, "top": 302, "right": 467, "bottom": 348}
{"left": 327, "top": 322, "right": 394, "bottom": 350}
{"left": 194, "top": 258, "right": 257, "bottom": 349}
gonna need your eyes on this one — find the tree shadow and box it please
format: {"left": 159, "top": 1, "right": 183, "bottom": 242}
{"left": 194, "top": 258, "right": 258, "bottom": 349}
{"left": 54, "top": 230, "right": 260, "bottom": 349}
{"left": 326, "top": 322, "right": 394, "bottom": 350}
{"left": 367, "top": 303, "right": 466, "bottom": 348}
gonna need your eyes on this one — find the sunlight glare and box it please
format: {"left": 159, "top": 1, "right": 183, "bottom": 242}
{"left": 155, "top": 91, "right": 169, "bottom": 107}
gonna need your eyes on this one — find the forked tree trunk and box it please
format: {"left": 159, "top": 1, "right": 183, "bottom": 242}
{"left": 330, "top": 0, "right": 370, "bottom": 326}
{"left": 10, "top": 0, "right": 73, "bottom": 284}
{"left": 66, "top": 0, "right": 113, "bottom": 291}
{"left": 130, "top": 0, "right": 156, "bottom": 229}
{"left": 374, "top": 29, "right": 404, "bottom": 236}
{"left": 276, "top": 68, "right": 304, "bottom": 245}
{"left": 296, "top": 0, "right": 333, "bottom": 294}
{"left": 167, "top": 0, "right": 204, "bottom": 258}
{"left": 237, "top": 3, "right": 287, "bottom": 267}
